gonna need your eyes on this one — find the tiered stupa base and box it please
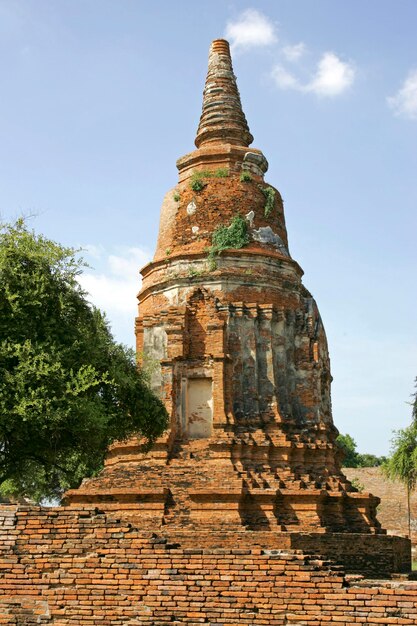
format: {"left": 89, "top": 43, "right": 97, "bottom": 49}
{"left": 64, "top": 432, "right": 411, "bottom": 577}
{"left": 65, "top": 429, "right": 381, "bottom": 533}
{"left": 65, "top": 429, "right": 384, "bottom": 534}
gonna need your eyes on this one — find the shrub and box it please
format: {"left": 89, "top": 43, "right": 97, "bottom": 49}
{"left": 189, "top": 168, "right": 229, "bottom": 191}
{"left": 208, "top": 214, "right": 250, "bottom": 263}
{"left": 259, "top": 185, "right": 276, "bottom": 217}
{"left": 240, "top": 171, "right": 252, "bottom": 182}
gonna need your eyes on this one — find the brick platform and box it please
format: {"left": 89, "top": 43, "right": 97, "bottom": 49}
{"left": 0, "top": 506, "right": 415, "bottom": 625}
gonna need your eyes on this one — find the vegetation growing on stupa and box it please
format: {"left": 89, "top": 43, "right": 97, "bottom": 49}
{"left": 190, "top": 168, "right": 230, "bottom": 192}
{"left": 207, "top": 214, "right": 250, "bottom": 269}
{"left": 258, "top": 184, "right": 276, "bottom": 217}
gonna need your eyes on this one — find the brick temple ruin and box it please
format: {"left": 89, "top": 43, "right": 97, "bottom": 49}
{"left": 1, "top": 39, "right": 417, "bottom": 625}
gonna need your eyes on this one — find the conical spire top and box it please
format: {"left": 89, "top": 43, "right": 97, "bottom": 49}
{"left": 195, "top": 39, "right": 253, "bottom": 149}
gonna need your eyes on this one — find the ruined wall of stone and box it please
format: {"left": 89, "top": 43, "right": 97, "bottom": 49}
{"left": 226, "top": 296, "right": 332, "bottom": 433}
{"left": 0, "top": 506, "right": 415, "bottom": 625}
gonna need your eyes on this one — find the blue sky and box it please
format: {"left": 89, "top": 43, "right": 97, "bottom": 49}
{"left": 0, "top": 1, "right": 416, "bottom": 455}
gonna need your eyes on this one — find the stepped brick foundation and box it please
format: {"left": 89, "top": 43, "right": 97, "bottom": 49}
{"left": 0, "top": 507, "right": 416, "bottom": 625}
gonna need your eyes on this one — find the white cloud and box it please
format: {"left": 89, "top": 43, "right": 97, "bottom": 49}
{"left": 282, "top": 42, "right": 306, "bottom": 62}
{"left": 387, "top": 69, "right": 417, "bottom": 120}
{"left": 77, "top": 246, "right": 151, "bottom": 346}
{"left": 306, "top": 52, "right": 355, "bottom": 97}
{"left": 82, "top": 243, "right": 105, "bottom": 260}
{"left": 225, "top": 11, "right": 354, "bottom": 98}
{"left": 78, "top": 247, "right": 150, "bottom": 316}
{"left": 107, "top": 250, "right": 147, "bottom": 279}
{"left": 80, "top": 272, "right": 137, "bottom": 315}
{"left": 271, "top": 51, "right": 355, "bottom": 98}
{"left": 225, "top": 9, "right": 277, "bottom": 52}
{"left": 271, "top": 65, "right": 300, "bottom": 90}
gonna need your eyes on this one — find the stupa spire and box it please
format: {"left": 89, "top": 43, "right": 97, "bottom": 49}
{"left": 195, "top": 39, "right": 253, "bottom": 148}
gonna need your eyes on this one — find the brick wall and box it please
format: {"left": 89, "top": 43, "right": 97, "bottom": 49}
{"left": 345, "top": 467, "right": 417, "bottom": 545}
{"left": 0, "top": 505, "right": 416, "bottom": 625}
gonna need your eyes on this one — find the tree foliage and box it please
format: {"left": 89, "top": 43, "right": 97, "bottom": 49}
{"left": 336, "top": 433, "right": 386, "bottom": 468}
{"left": 0, "top": 220, "right": 168, "bottom": 502}
{"left": 336, "top": 433, "right": 358, "bottom": 467}
{"left": 382, "top": 381, "right": 417, "bottom": 537}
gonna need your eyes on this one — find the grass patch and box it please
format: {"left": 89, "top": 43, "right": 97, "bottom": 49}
{"left": 187, "top": 266, "right": 202, "bottom": 278}
{"left": 214, "top": 167, "right": 229, "bottom": 178}
{"left": 190, "top": 168, "right": 229, "bottom": 191}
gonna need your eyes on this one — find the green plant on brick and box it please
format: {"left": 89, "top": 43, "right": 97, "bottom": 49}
{"left": 240, "top": 171, "right": 252, "bottom": 182}
{"left": 190, "top": 172, "right": 206, "bottom": 192}
{"left": 259, "top": 185, "right": 276, "bottom": 217}
{"left": 214, "top": 167, "right": 229, "bottom": 178}
{"left": 190, "top": 168, "right": 229, "bottom": 192}
{"left": 208, "top": 214, "right": 250, "bottom": 268}
{"left": 187, "top": 266, "right": 202, "bottom": 278}
{"left": 207, "top": 257, "right": 218, "bottom": 272}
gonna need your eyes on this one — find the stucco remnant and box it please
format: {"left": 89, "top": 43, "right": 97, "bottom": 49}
{"left": 252, "top": 225, "right": 290, "bottom": 256}
{"left": 186, "top": 200, "right": 197, "bottom": 215}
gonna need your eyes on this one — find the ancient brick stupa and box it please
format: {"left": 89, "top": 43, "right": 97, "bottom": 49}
{"left": 2, "top": 43, "right": 416, "bottom": 626}
{"left": 65, "top": 40, "right": 406, "bottom": 572}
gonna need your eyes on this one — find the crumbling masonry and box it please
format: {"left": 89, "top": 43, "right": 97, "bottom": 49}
{"left": 1, "top": 39, "right": 416, "bottom": 625}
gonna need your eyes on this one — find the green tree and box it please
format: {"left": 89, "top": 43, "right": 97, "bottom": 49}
{"left": 356, "top": 453, "right": 387, "bottom": 467}
{"left": 336, "top": 433, "right": 386, "bottom": 468}
{"left": 336, "top": 433, "right": 360, "bottom": 467}
{"left": 383, "top": 424, "right": 417, "bottom": 538}
{"left": 0, "top": 220, "right": 168, "bottom": 502}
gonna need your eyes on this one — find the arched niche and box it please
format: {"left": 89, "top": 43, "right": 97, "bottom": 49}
{"left": 181, "top": 289, "right": 223, "bottom": 438}
{"left": 184, "top": 288, "right": 220, "bottom": 360}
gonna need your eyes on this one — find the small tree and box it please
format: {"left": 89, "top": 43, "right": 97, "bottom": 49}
{"left": 383, "top": 424, "right": 417, "bottom": 538}
{"left": 0, "top": 220, "right": 168, "bottom": 502}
